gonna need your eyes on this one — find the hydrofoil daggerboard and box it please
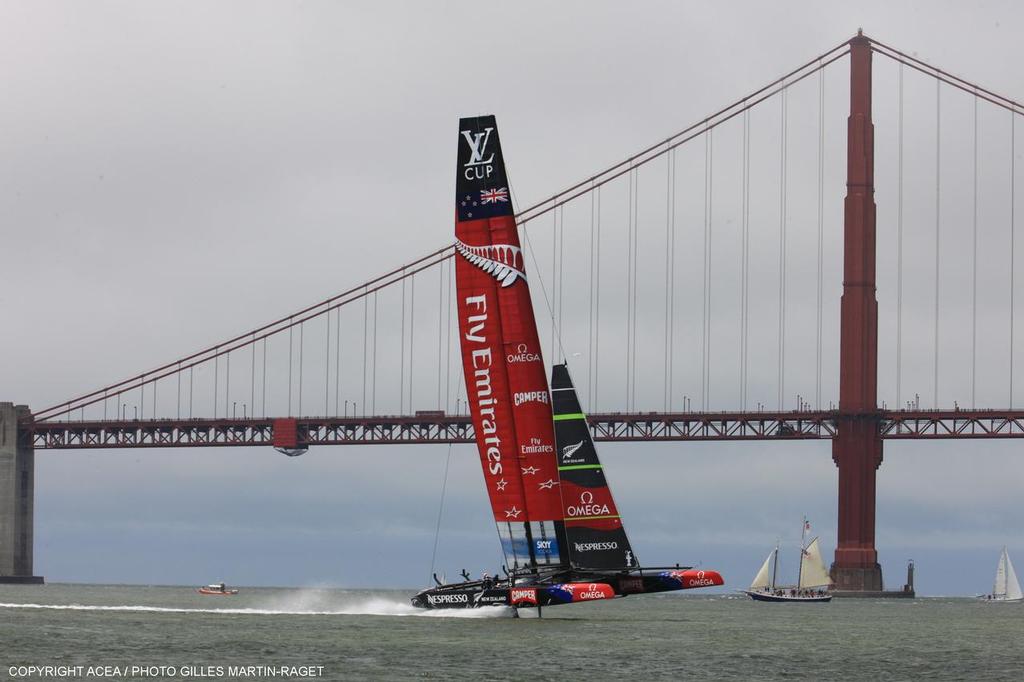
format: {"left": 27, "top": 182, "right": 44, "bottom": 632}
{"left": 410, "top": 116, "right": 724, "bottom": 611}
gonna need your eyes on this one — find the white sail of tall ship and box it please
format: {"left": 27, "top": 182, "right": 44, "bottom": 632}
{"left": 983, "top": 547, "right": 1022, "bottom": 602}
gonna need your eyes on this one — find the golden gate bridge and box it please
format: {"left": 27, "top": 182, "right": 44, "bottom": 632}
{"left": 4, "top": 33, "right": 1024, "bottom": 593}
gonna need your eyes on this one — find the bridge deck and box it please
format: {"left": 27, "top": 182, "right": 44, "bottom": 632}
{"left": 22, "top": 410, "right": 1024, "bottom": 449}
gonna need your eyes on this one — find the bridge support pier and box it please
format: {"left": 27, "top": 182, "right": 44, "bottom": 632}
{"left": 830, "top": 33, "right": 884, "bottom": 593}
{"left": 0, "top": 403, "right": 43, "bottom": 584}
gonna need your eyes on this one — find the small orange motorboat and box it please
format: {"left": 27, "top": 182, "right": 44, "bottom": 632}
{"left": 197, "top": 583, "right": 238, "bottom": 596}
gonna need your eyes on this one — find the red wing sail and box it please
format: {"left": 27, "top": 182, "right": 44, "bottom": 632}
{"left": 455, "top": 119, "right": 531, "bottom": 569}
{"left": 455, "top": 116, "right": 566, "bottom": 568}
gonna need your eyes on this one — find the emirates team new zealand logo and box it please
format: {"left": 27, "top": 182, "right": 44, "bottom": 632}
{"left": 455, "top": 239, "right": 526, "bottom": 287}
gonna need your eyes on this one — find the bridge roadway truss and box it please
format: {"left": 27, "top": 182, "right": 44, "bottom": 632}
{"left": 23, "top": 409, "right": 1024, "bottom": 449}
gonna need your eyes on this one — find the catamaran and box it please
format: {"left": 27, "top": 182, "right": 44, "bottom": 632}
{"left": 980, "top": 547, "right": 1022, "bottom": 602}
{"left": 411, "top": 116, "right": 724, "bottom": 612}
{"left": 743, "top": 520, "right": 832, "bottom": 603}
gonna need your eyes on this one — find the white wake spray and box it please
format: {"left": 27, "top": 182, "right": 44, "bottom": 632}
{"left": 0, "top": 591, "right": 511, "bottom": 619}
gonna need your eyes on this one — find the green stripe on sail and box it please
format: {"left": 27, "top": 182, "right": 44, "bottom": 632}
{"left": 558, "top": 464, "right": 603, "bottom": 471}
{"left": 553, "top": 412, "right": 586, "bottom": 421}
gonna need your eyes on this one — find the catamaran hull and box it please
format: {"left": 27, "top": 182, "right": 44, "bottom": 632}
{"left": 412, "top": 570, "right": 724, "bottom": 609}
{"left": 744, "top": 590, "right": 831, "bottom": 603}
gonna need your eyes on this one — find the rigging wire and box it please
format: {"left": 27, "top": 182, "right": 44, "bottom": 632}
{"left": 251, "top": 335, "right": 256, "bottom": 419}
{"left": 778, "top": 86, "right": 788, "bottom": 410}
{"left": 403, "top": 274, "right": 411, "bottom": 411}
{"left": 437, "top": 262, "right": 444, "bottom": 410}
{"left": 817, "top": 67, "right": 825, "bottom": 409}
{"left": 287, "top": 326, "right": 293, "bottom": 416}
{"left": 630, "top": 166, "right": 638, "bottom": 405}
{"left": 445, "top": 259, "right": 453, "bottom": 413}
{"left": 401, "top": 274, "right": 406, "bottom": 412}
{"left": 1013, "top": 112, "right": 1018, "bottom": 408}
{"left": 669, "top": 147, "right": 677, "bottom": 412}
{"left": 742, "top": 106, "right": 751, "bottom": 411}
{"left": 896, "top": 63, "right": 904, "bottom": 409}
{"left": 261, "top": 338, "right": 267, "bottom": 418}
{"left": 551, "top": 209, "right": 558, "bottom": 361}
{"left": 626, "top": 170, "right": 634, "bottom": 409}
{"left": 335, "top": 303, "right": 341, "bottom": 415}
{"left": 561, "top": 204, "right": 569, "bottom": 358}
{"left": 594, "top": 186, "right": 602, "bottom": 410}
{"left": 631, "top": 167, "right": 640, "bottom": 409}
{"left": 700, "top": 132, "right": 709, "bottom": 412}
{"left": 705, "top": 129, "right": 714, "bottom": 410}
{"left": 428, "top": 441, "right": 454, "bottom": 583}
{"left": 362, "top": 294, "right": 368, "bottom": 416}
{"left": 972, "top": 90, "right": 979, "bottom": 408}
{"left": 663, "top": 144, "right": 672, "bottom": 411}
{"left": 935, "top": 79, "right": 942, "bottom": 408}
{"left": 523, "top": 222, "right": 568, "bottom": 364}
{"left": 176, "top": 363, "right": 181, "bottom": 419}
{"left": 372, "top": 291, "right": 378, "bottom": 415}
{"left": 298, "top": 323, "right": 304, "bottom": 416}
{"left": 325, "top": 309, "right": 331, "bottom": 416}
{"left": 588, "top": 182, "right": 596, "bottom": 410}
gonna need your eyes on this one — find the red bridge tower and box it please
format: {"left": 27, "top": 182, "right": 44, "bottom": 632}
{"left": 831, "top": 33, "right": 884, "bottom": 592}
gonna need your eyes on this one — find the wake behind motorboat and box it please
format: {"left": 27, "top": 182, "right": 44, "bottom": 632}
{"left": 413, "top": 115, "right": 724, "bottom": 612}
{"left": 743, "top": 519, "right": 832, "bottom": 603}
{"left": 198, "top": 583, "right": 238, "bottom": 596}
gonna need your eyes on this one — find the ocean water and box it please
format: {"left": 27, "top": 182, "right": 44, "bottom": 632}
{"left": 2, "top": 584, "right": 1023, "bottom": 681}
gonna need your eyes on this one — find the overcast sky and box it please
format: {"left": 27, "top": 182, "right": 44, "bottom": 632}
{"left": 3, "top": 1, "right": 1023, "bottom": 595}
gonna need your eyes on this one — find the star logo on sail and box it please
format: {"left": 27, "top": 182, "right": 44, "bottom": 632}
{"left": 495, "top": 478, "right": 508, "bottom": 491}
{"left": 505, "top": 507, "right": 522, "bottom": 519}
{"left": 521, "top": 466, "right": 539, "bottom": 475}
{"left": 538, "top": 479, "right": 559, "bottom": 490}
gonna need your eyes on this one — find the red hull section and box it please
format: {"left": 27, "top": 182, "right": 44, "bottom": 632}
{"left": 667, "top": 569, "right": 725, "bottom": 590}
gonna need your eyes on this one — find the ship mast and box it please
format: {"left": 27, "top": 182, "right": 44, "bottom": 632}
{"left": 771, "top": 543, "right": 779, "bottom": 590}
{"left": 797, "top": 517, "right": 808, "bottom": 589}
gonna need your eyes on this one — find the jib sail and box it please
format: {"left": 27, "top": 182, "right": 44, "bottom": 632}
{"left": 455, "top": 115, "right": 565, "bottom": 569}
{"left": 551, "top": 363, "right": 637, "bottom": 570}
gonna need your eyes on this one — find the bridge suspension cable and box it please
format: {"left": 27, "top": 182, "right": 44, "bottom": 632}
{"left": 39, "top": 37, "right": 859, "bottom": 424}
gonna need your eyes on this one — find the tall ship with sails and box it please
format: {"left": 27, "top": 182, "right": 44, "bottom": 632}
{"left": 410, "top": 116, "right": 724, "bottom": 612}
{"left": 743, "top": 520, "right": 832, "bottom": 603}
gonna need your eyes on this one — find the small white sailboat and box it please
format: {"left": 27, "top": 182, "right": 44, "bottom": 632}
{"left": 744, "top": 519, "right": 832, "bottom": 603}
{"left": 980, "top": 547, "right": 1022, "bottom": 602}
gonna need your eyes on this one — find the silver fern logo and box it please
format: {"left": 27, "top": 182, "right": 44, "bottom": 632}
{"left": 455, "top": 239, "right": 526, "bottom": 287}
{"left": 561, "top": 440, "right": 585, "bottom": 461}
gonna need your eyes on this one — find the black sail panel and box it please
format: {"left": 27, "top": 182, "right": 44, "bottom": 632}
{"left": 551, "top": 363, "right": 637, "bottom": 570}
